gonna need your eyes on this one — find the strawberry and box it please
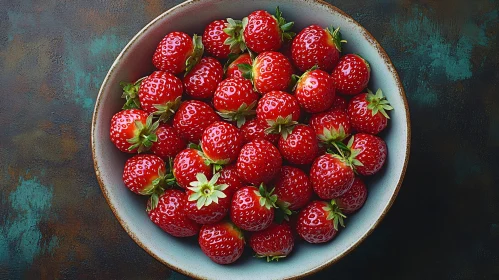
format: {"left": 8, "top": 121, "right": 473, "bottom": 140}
{"left": 278, "top": 124, "right": 319, "bottom": 165}
{"left": 173, "top": 148, "right": 211, "bottom": 189}
{"left": 297, "top": 200, "right": 345, "bottom": 243}
{"left": 218, "top": 164, "right": 245, "bottom": 195}
{"left": 249, "top": 223, "right": 294, "bottom": 261}
{"left": 239, "top": 51, "right": 293, "bottom": 94}
{"left": 240, "top": 118, "right": 280, "bottom": 145}
{"left": 294, "top": 68, "right": 335, "bottom": 113}
{"left": 256, "top": 91, "right": 300, "bottom": 138}
{"left": 172, "top": 100, "right": 220, "bottom": 143}
{"left": 348, "top": 134, "right": 387, "bottom": 176}
{"left": 122, "top": 154, "right": 168, "bottom": 195}
{"left": 110, "top": 109, "right": 158, "bottom": 153}
{"left": 291, "top": 25, "right": 346, "bottom": 72}
{"left": 332, "top": 54, "right": 370, "bottom": 95}
{"left": 337, "top": 177, "right": 367, "bottom": 214}
{"left": 201, "top": 121, "right": 244, "bottom": 165}
{"left": 152, "top": 32, "right": 204, "bottom": 75}
{"left": 147, "top": 189, "right": 200, "bottom": 237}
{"left": 183, "top": 57, "right": 223, "bottom": 100}
{"left": 230, "top": 185, "right": 277, "bottom": 231}
{"left": 236, "top": 139, "right": 282, "bottom": 185}
{"left": 347, "top": 88, "right": 393, "bottom": 135}
{"left": 202, "top": 20, "right": 233, "bottom": 59}
{"left": 225, "top": 53, "right": 252, "bottom": 79}
{"left": 273, "top": 166, "right": 313, "bottom": 211}
{"left": 150, "top": 123, "right": 186, "bottom": 159}
{"left": 310, "top": 153, "right": 355, "bottom": 199}
{"left": 185, "top": 173, "right": 230, "bottom": 224}
{"left": 198, "top": 221, "right": 245, "bottom": 264}
{"left": 213, "top": 78, "right": 258, "bottom": 127}
{"left": 309, "top": 109, "right": 351, "bottom": 145}
{"left": 330, "top": 95, "right": 348, "bottom": 112}
{"left": 135, "top": 71, "right": 183, "bottom": 122}
{"left": 240, "top": 7, "right": 295, "bottom": 53}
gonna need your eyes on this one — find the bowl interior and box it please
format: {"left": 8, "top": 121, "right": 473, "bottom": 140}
{"left": 92, "top": 0, "right": 409, "bottom": 279}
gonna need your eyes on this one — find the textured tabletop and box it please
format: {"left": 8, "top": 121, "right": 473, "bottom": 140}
{"left": 1, "top": 0, "right": 498, "bottom": 279}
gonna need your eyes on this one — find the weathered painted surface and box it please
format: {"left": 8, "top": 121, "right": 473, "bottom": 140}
{"left": 0, "top": 0, "right": 498, "bottom": 279}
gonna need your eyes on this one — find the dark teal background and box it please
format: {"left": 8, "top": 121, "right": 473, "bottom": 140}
{"left": 1, "top": 0, "right": 498, "bottom": 279}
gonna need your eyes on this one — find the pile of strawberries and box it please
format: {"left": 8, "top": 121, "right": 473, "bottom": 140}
{"left": 109, "top": 7, "right": 393, "bottom": 265}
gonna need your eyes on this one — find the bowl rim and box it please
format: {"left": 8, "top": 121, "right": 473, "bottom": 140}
{"left": 91, "top": 0, "right": 411, "bottom": 278}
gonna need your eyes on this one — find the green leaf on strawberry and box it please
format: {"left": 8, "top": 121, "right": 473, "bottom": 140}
{"left": 126, "top": 114, "right": 159, "bottom": 153}
{"left": 187, "top": 172, "right": 229, "bottom": 210}
{"left": 366, "top": 88, "right": 393, "bottom": 119}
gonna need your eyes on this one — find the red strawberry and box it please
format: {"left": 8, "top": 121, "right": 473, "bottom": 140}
{"left": 183, "top": 57, "right": 223, "bottom": 99}
{"left": 278, "top": 124, "right": 319, "bottom": 165}
{"left": 236, "top": 139, "right": 282, "bottom": 185}
{"left": 273, "top": 166, "right": 313, "bottom": 211}
{"left": 185, "top": 173, "right": 230, "bottom": 224}
{"left": 202, "top": 20, "right": 233, "bottom": 59}
{"left": 213, "top": 78, "right": 258, "bottom": 127}
{"left": 150, "top": 123, "right": 186, "bottom": 159}
{"left": 332, "top": 54, "right": 371, "bottom": 95}
{"left": 347, "top": 88, "right": 393, "bottom": 135}
{"left": 337, "top": 177, "right": 367, "bottom": 214}
{"left": 152, "top": 32, "right": 204, "bottom": 75}
{"left": 147, "top": 189, "right": 200, "bottom": 237}
{"left": 240, "top": 118, "right": 280, "bottom": 145}
{"left": 173, "top": 148, "right": 211, "bottom": 189}
{"left": 256, "top": 91, "right": 300, "bottom": 138}
{"left": 135, "top": 71, "right": 184, "bottom": 122}
{"left": 249, "top": 223, "right": 294, "bottom": 261}
{"left": 309, "top": 109, "right": 351, "bottom": 145}
{"left": 110, "top": 109, "right": 158, "bottom": 153}
{"left": 172, "top": 100, "right": 220, "bottom": 143}
{"left": 297, "top": 200, "right": 345, "bottom": 243}
{"left": 122, "top": 154, "right": 167, "bottom": 195}
{"left": 198, "top": 221, "right": 245, "bottom": 264}
{"left": 310, "top": 153, "right": 355, "bottom": 199}
{"left": 230, "top": 185, "right": 277, "bottom": 231}
{"left": 294, "top": 68, "right": 335, "bottom": 113}
{"left": 218, "top": 164, "right": 245, "bottom": 195}
{"left": 240, "top": 51, "right": 293, "bottom": 94}
{"left": 348, "top": 133, "right": 387, "bottom": 176}
{"left": 225, "top": 53, "right": 252, "bottom": 79}
{"left": 201, "top": 121, "right": 243, "bottom": 165}
{"left": 329, "top": 95, "right": 348, "bottom": 112}
{"left": 291, "top": 25, "right": 346, "bottom": 72}
{"left": 241, "top": 7, "right": 295, "bottom": 53}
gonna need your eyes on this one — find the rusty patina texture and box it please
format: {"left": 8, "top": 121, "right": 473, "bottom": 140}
{"left": 0, "top": 0, "right": 498, "bottom": 279}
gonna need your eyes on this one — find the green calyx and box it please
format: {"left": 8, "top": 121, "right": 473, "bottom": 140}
{"left": 185, "top": 34, "right": 204, "bottom": 75}
{"left": 187, "top": 172, "right": 229, "bottom": 210}
{"left": 224, "top": 18, "right": 247, "bottom": 53}
{"left": 264, "top": 115, "right": 298, "bottom": 140}
{"left": 127, "top": 114, "right": 159, "bottom": 153}
{"left": 147, "top": 159, "right": 177, "bottom": 211}
{"left": 325, "top": 26, "right": 347, "bottom": 52}
{"left": 273, "top": 6, "right": 295, "bottom": 41}
{"left": 326, "top": 136, "right": 364, "bottom": 173}
{"left": 366, "top": 88, "right": 393, "bottom": 119}
{"left": 323, "top": 200, "right": 347, "bottom": 230}
{"left": 255, "top": 254, "right": 287, "bottom": 262}
{"left": 255, "top": 184, "right": 278, "bottom": 210}
{"left": 237, "top": 63, "right": 254, "bottom": 81}
{"left": 217, "top": 101, "right": 257, "bottom": 128}
{"left": 120, "top": 77, "right": 145, "bottom": 109}
{"left": 153, "top": 96, "right": 182, "bottom": 123}
{"left": 318, "top": 124, "right": 349, "bottom": 144}
{"left": 274, "top": 200, "right": 292, "bottom": 223}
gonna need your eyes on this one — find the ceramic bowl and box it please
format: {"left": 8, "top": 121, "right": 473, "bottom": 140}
{"left": 91, "top": 0, "right": 411, "bottom": 279}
